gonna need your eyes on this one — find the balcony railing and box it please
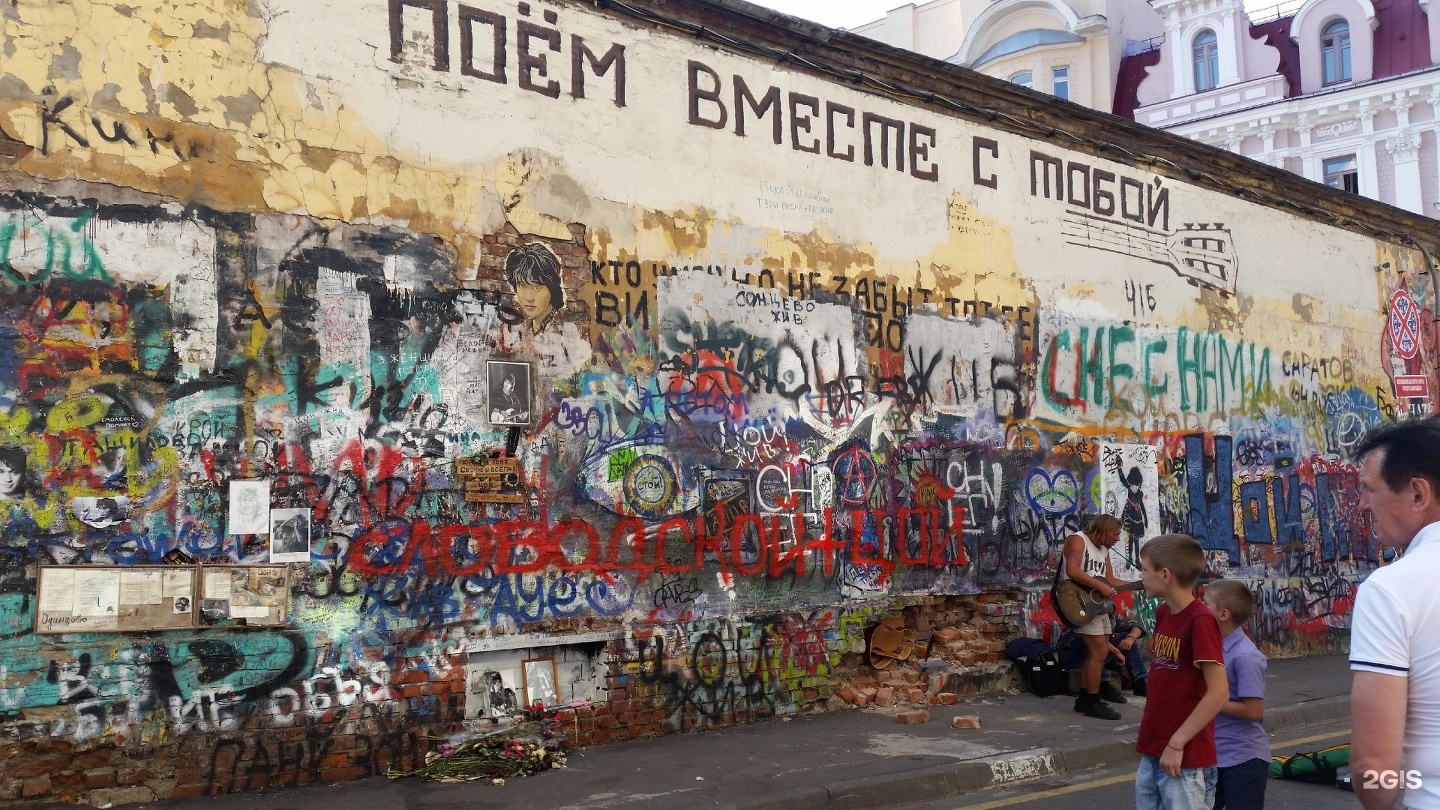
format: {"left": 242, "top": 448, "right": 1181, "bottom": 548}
{"left": 1124, "top": 34, "right": 1166, "bottom": 56}
{"left": 1247, "top": 0, "right": 1305, "bottom": 25}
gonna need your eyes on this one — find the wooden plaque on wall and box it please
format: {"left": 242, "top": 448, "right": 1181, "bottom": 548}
{"left": 455, "top": 456, "right": 525, "bottom": 503}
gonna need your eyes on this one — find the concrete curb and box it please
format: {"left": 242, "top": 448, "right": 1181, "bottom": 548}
{"left": 1264, "top": 695, "right": 1350, "bottom": 734}
{"left": 730, "top": 695, "right": 1351, "bottom": 810}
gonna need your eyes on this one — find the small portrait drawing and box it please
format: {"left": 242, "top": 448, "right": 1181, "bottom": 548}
{"left": 228, "top": 480, "right": 270, "bottom": 535}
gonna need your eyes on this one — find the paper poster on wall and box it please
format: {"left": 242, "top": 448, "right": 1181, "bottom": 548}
{"left": 268, "top": 508, "right": 312, "bottom": 563}
{"left": 119, "top": 571, "right": 163, "bottom": 605}
{"left": 71, "top": 496, "right": 132, "bottom": 529}
{"left": 228, "top": 480, "right": 270, "bottom": 535}
{"left": 1097, "top": 443, "right": 1161, "bottom": 571}
{"left": 162, "top": 570, "right": 192, "bottom": 598}
{"left": 39, "top": 568, "right": 76, "bottom": 613}
{"left": 203, "top": 570, "right": 232, "bottom": 600}
{"left": 74, "top": 570, "right": 120, "bottom": 617}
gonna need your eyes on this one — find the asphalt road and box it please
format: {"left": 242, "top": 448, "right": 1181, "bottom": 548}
{"left": 900, "top": 720, "right": 1357, "bottom": 810}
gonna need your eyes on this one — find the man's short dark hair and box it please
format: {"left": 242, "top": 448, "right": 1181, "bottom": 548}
{"left": 1353, "top": 416, "right": 1440, "bottom": 495}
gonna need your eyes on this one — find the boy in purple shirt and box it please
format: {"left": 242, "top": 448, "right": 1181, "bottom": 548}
{"left": 1203, "top": 580, "right": 1269, "bottom": 810}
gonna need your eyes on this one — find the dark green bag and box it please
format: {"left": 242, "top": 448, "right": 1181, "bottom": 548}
{"left": 1268, "top": 744, "right": 1349, "bottom": 783}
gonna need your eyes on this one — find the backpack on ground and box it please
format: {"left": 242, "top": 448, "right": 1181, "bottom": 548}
{"left": 1269, "top": 744, "right": 1350, "bottom": 783}
{"left": 1003, "top": 637, "right": 1068, "bottom": 697}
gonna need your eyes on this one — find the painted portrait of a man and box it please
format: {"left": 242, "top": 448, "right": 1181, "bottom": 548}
{"left": 504, "top": 243, "right": 564, "bottom": 334}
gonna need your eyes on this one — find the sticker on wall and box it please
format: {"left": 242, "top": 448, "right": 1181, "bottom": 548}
{"left": 487, "top": 361, "right": 532, "bottom": 425}
{"left": 1097, "top": 443, "right": 1160, "bottom": 570}
{"left": 623, "top": 455, "right": 679, "bottom": 518}
{"left": 228, "top": 480, "right": 270, "bottom": 535}
{"left": 1396, "top": 374, "right": 1430, "bottom": 398}
{"left": 268, "top": 508, "right": 312, "bottom": 563}
{"left": 1390, "top": 289, "right": 1421, "bottom": 360}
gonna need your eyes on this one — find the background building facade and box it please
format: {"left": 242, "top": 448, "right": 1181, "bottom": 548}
{"left": 856, "top": 0, "right": 1440, "bottom": 214}
{"left": 0, "top": 0, "right": 1436, "bottom": 804}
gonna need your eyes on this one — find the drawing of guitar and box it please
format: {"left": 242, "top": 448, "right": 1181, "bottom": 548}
{"left": 1052, "top": 579, "right": 1148, "bottom": 628}
{"left": 1061, "top": 213, "right": 1240, "bottom": 298}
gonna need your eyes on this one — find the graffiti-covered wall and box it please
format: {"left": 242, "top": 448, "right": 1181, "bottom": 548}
{"left": 0, "top": 0, "right": 1434, "bottom": 804}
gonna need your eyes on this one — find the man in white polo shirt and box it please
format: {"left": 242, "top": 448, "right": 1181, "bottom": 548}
{"left": 1351, "top": 416, "right": 1440, "bottom": 810}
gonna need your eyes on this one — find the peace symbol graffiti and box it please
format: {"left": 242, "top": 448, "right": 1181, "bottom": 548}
{"left": 1390, "top": 289, "right": 1421, "bottom": 360}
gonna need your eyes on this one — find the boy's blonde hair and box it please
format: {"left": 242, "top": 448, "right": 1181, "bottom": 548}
{"left": 1204, "top": 579, "right": 1254, "bottom": 624}
{"left": 1138, "top": 534, "right": 1205, "bottom": 587}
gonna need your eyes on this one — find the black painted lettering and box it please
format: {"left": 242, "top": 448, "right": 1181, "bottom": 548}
{"left": 789, "top": 93, "right": 820, "bottom": 154}
{"left": 1148, "top": 179, "right": 1170, "bottom": 230}
{"left": 1029, "top": 151, "right": 1064, "bottom": 199}
{"left": 973, "top": 137, "right": 998, "bottom": 189}
{"left": 862, "top": 113, "right": 904, "bottom": 171}
{"left": 688, "top": 61, "right": 728, "bottom": 130}
{"left": 517, "top": 21, "right": 561, "bottom": 98}
{"left": 571, "top": 36, "right": 626, "bottom": 107}
{"left": 734, "top": 76, "right": 782, "bottom": 144}
{"left": 458, "top": 5, "right": 505, "bottom": 83}
{"left": 908, "top": 123, "right": 938, "bottom": 181}
{"left": 1066, "top": 163, "right": 1090, "bottom": 207}
{"left": 1121, "top": 177, "right": 1145, "bottom": 223}
{"left": 826, "top": 102, "right": 855, "bottom": 162}
{"left": 1093, "top": 169, "right": 1116, "bottom": 216}
{"left": 389, "top": 0, "right": 450, "bottom": 72}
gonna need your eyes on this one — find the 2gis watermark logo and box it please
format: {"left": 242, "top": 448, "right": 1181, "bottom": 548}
{"left": 1361, "top": 769, "right": 1424, "bottom": 790}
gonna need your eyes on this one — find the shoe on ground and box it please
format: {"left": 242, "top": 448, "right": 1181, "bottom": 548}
{"left": 1132, "top": 679, "right": 1147, "bottom": 697}
{"left": 1084, "top": 700, "right": 1122, "bottom": 720}
{"left": 1098, "top": 683, "right": 1128, "bottom": 703}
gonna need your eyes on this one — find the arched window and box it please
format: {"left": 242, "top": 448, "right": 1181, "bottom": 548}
{"left": 1322, "top": 20, "right": 1351, "bottom": 85}
{"left": 1192, "top": 30, "right": 1219, "bottom": 91}
{"left": 1010, "top": 71, "right": 1034, "bottom": 88}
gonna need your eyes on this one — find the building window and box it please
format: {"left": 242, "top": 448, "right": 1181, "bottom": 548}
{"left": 1052, "top": 67, "right": 1070, "bottom": 100}
{"left": 1010, "top": 71, "right": 1033, "bottom": 88}
{"left": 1192, "top": 30, "right": 1219, "bottom": 91}
{"left": 1321, "top": 20, "right": 1351, "bottom": 85}
{"left": 1323, "top": 154, "right": 1359, "bottom": 193}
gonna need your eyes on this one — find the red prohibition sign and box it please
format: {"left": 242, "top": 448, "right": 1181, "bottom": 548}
{"left": 1390, "top": 289, "right": 1421, "bottom": 360}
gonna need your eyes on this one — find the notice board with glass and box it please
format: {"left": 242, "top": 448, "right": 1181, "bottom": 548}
{"left": 197, "top": 565, "right": 290, "bottom": 627}
{"left": 35, "top": 566, "right": 197, "bottom": 634}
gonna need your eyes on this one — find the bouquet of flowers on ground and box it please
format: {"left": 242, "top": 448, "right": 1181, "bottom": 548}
{"left": 388, "top": 703, "right": 567, "bottom": 784}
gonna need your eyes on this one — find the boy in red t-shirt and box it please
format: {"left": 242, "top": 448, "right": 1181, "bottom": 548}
{"left": 1134, "top": 534, "right": 1229, "bottom": 810}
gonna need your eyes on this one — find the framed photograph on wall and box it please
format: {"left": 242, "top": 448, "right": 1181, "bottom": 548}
{"left": 487, "top": 361, "right": 532, "bottom": 426}
{"left": 522, "top": 657, "right": 559, "bottom": 708}
{"left": 479, "top": 668, "right": 521, "bottom": 718}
